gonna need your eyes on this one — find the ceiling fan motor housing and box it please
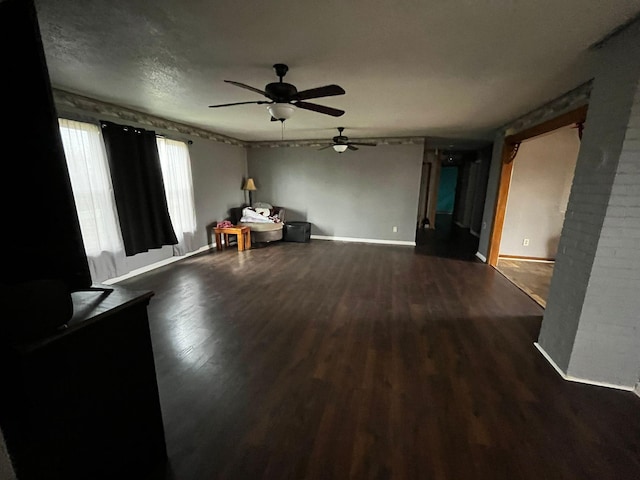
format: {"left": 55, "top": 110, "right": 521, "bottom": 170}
{"left": 265, "top": 82, "right": 298, "bottom": 102}
{"left": 332, "top": 126, "right": 347, "bottom": 144}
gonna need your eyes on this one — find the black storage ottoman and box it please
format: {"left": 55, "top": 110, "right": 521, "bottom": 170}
{"left": 283, "top": 221, "right": 311, "bottom": 243}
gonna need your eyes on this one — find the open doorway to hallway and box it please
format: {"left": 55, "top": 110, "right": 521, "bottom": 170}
{"left": 494, "top": 124, "right": 581, "bottom": 307}
{"left": 416, "top": 145, "right": 492, "bottom": 261}
{"left": 434, "top": 164, "right": 459, "bottom": 234}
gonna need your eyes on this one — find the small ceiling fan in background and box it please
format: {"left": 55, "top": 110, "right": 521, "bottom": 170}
{"left": 208, "top": 63, "right": 345, "bottom": 122}
{"left": 318, "top": 127, "right": 377, "bottom": 153}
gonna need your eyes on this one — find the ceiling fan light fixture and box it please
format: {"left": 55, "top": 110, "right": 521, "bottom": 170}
{"left": 332, "top": 144, "right": 348, "bottom": 153}
{"left": 211, "top": 65, "right": 345, "bottom": 121}
{"left": 267, "top": 103, "right": 296, "bottom": 121}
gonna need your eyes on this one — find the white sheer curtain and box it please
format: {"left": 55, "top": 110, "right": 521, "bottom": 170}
{"left": 156, "top": 137, "right": 198, "bottom": 256}
{"left": 58, "top": 119, "right": 127, "bottom": 283}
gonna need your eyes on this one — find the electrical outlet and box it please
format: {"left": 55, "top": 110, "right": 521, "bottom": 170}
{"left": 523, "top": 238, "right": 530, "bottom": 246}
{"left": 392, "top": 226, "right": 398, "bottom": 233}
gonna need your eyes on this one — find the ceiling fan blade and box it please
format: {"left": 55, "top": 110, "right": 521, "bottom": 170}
{"left": 295, "top": 101, "right": 345, "bottom": 117}
{"left": 208, "top": 100, "right": 270, "bottom": 108}
{"left": 349, "top": 142, "right": 377, "bottom": 147}
{"left": 347, "top": 145, "right": 359, "bottom": 151}
{"left": 224, "top": 80, "right": 267, "bottom": 96}
{"left": 296, "top": 84, "right": 345, "bottom": 101}
{"left": 317, "top": 144, "right": 333, "bottom": 150}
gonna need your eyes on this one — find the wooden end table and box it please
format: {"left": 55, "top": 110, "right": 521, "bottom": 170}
{"left": 214, "top": 225, "right": 251, "bottom": 251}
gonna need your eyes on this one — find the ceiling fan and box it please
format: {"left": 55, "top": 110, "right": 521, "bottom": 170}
{"left": 318, "top": 127, "right": 377, "bottom": 153}
{"left": 208, "top": 63, "right": 345, "bottom": 121}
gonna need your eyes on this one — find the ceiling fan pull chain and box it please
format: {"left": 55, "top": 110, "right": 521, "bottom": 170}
{"left": 281, "top": 120, "right": 285, "bottom": 141}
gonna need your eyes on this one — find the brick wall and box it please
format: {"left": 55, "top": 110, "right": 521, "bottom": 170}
{"left": 567, "top": 79, "right": 640, "bottom": 386}
{"left": 538, "top": 19, "right": 640, "bottom": 387}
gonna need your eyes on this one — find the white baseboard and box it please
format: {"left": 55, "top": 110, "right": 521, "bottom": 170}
{"left": 310, "top": 235, "right": 415, "bottom": 247}
{"left": 534, "top": 342, "right": 635, "bottom": 393}
{"left": 475, "top": 251, "right": 487, "bottom": 263}
{"left": 500, "top": 256, "right": 555, "bottom": 263}
{"left": 104, "top": 244, "right": 213, "bottom": 284}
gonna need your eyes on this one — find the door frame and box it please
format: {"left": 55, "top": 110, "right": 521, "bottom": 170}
{"left": 486, "top": 105, "right": 588, "bottom": 266}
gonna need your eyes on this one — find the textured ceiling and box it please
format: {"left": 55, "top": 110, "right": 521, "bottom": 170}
{"left": 34, "top": 0, "right": 640, "bottom": 145}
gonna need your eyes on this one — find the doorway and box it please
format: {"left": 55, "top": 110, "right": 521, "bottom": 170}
{"left": 489, "top": 108, "right": 586, "bottom": 307}
{"left": 435, "top": 165, "right": 458, "bottom": 236}
{"left": 416, "top": 147, "right": 491, "bottom": 261}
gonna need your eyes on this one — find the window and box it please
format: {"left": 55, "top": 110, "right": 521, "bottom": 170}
{"left": 59, "top": 119, "right": 126, "bottom": 282}
{"left": 156, "top": 136, "right": 198, "bottom": 256}
{"left": 59, "top": 120, "right": 198, "bottom": 282}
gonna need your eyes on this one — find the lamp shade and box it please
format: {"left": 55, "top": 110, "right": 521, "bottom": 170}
{"left": 333, "top": 144, "right": 348, "bottom": 153}
{"left": 267, "top": 103, "right": 296, "bottom": 121}
{"left": 243, "top": 178, "right": 257, "bottom": 191}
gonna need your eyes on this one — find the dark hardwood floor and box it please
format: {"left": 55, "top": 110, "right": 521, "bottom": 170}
{"left": 415, "top": 214, "right": 480, "bottom": 261}
{"left": 116, "top": 238, "right": 640, "bottom": 480}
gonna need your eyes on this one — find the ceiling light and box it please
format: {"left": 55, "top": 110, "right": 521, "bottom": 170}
{"left": 267, "top": 103, "right": 296, "bottom": 121}
{"left": 332, "top": 144, "right": 348, "bottom": 153}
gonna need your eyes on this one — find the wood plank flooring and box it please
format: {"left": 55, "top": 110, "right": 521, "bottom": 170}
{"left": 496, "top": 258, "right": 554, "bottom": 308}
{"left": 116, "top": 240, "right": 640, "bottom": 480}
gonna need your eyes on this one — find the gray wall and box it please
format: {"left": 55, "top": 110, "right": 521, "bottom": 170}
{"left": 538, "top": 18, "right": 640, "bottom": 385}
{"left": 190, "top": 138, "right": 247, "bottom": 246}
{"left": 477, "top": 135, "right": 505, "bottom": 257}
{"left": 570, "top": 80, "right": 640, "bottom": 385}
{"left": 499, "top": 126, "right": 580, "bottom": 258}
{"left": 246, "top": 143, "right": 424, "bottom": 243}
{"left": 461, "top": 162, "right": 478, "bottom": 228}
{"left": 470, "top": 146, "right": 492, "bottom": 236}
{"left": 454, "top": 161, "right": 473, "bottom": 227}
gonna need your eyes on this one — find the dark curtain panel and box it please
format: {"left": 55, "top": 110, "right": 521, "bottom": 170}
{"left": 100, "top": 121, "right": 177, "bottom": 256}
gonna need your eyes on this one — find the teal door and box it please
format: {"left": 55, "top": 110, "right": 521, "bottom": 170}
{"left": 436, "top": 166, "right": 458, "bottom": 214}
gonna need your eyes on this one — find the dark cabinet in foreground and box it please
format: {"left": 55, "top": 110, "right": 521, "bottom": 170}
{"left": 0, "top": 286, "right": 167, "bottom": 479}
